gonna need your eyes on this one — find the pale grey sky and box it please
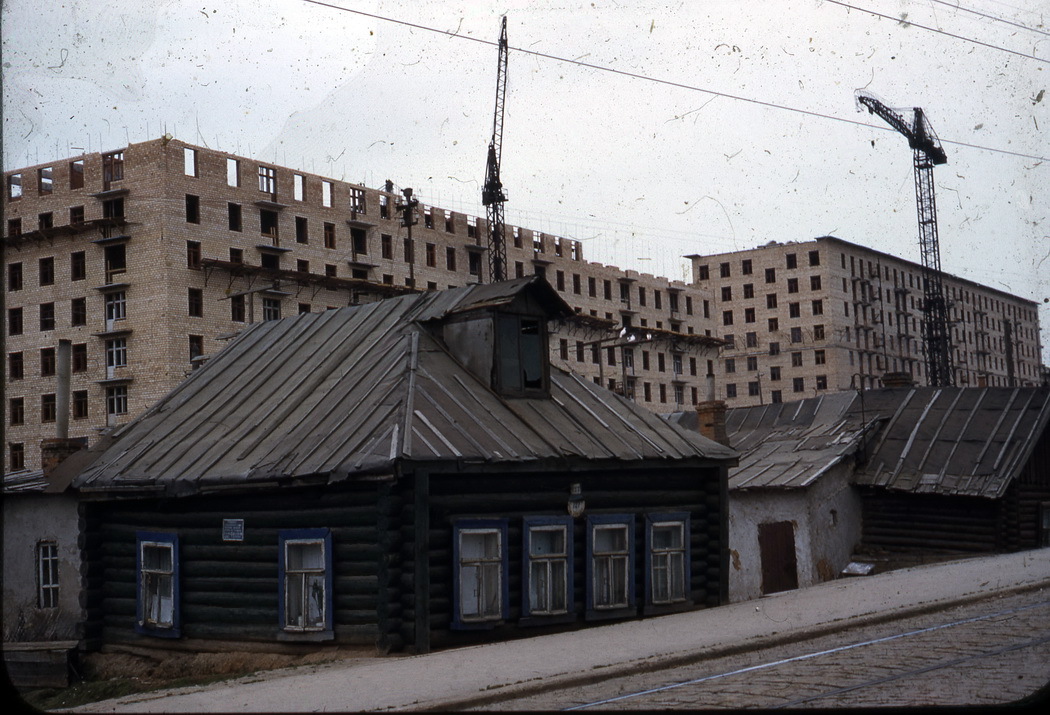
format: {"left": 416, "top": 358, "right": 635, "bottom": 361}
{"left": 4, "top": 0, "right": 1048, "bottom": 361}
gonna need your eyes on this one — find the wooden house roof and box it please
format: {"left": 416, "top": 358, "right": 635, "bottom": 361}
{"left": 73, "top": 278, "right": 736, "bottom": 497}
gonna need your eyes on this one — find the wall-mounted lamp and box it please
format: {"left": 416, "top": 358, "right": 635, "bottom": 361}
{"left": 567, "top": 482, "right": 585, "bottom": 518}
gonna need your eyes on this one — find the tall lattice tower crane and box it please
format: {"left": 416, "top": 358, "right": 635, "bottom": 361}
{"left": 856, "top": 90, "right": 954, "bottom": 387}
{"left": 482, "top": 17, "right": 509, "bottom": 282}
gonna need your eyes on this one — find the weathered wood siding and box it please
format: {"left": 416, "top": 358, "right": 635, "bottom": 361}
{"left": 81, "top": 481, "right": 386, "bottom": 650}
{"left": 396, "top": 466, "right": 726, "bottom": 650}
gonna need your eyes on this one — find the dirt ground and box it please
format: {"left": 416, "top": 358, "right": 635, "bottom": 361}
{"left": 80, "top": 646, "right": 376, "bottom": 687}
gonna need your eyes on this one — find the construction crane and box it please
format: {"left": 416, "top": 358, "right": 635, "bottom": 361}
{"left": 482, "top": 17, "right": 509, "bottom": 282}
{"left": 856, "top": 90, "right": 954, "bottom": 387}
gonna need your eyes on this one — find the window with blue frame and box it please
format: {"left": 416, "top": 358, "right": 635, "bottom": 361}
{"left": 278, "top": 529, "right": 333, "bottom": 636}
{"left": 452, "top": 519, "right": 508, "bottom": 629}
{"left": 136, "top": 531, "right": 180, "bottom": 637}
{"left": 522, "top": 516, "right": 573, "bottom": 621}
{"left": 645, "top": 513, "right": 691, "bottom": 607}
{"left": 586, "top": 514, "right": 635, "bottom": 618}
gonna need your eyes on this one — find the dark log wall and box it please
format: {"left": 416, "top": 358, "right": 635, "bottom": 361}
{"left": 1000, "top": 426, "right": 1050, "bottom": 551}
{"left": 405, "top": 466, "right": 726, "bottom": 651}
{"left": 81, "top": 481, "right": 386, "bottom": 650}
{"left": 860, "top": 490, "right": 1000, "bottom": 554}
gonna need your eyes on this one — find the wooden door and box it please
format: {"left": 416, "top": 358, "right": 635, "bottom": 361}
{"left": 759, "top": 520, "right": 799, "bottom": 595}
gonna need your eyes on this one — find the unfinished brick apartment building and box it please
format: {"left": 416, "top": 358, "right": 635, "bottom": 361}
{"left": 690, "top": 236, "right": 1044, "bottom": 407}
{"left": 4, "top": 138, "right": 723, "bottom": 473}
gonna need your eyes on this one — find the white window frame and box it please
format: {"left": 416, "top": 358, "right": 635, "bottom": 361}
{"left": 105, "top": 291, "right": 127, "bottom": 323}
{"left": 522, "top": 517, "right": 573, "bottom": 619}
{"left": 586, "top": 514, "right": 634, "bottom": 616}
{"left": 106, "top": 385, "right": 128, "bottom": 416}
{"left": 452, "top": 519, "right": 507, "bottom": 629}
{"left": 105, "top": 337, "right": 128, "bottom": 369}
{"left": 646, "top": 514, "right": 690, "bottom": 607}
{"left": 321, "top": 180, "right": 333, "bottom": 207}
{"left": 279, "top": 531, "right": 331, "bottom": 633}
{"left": 37, "top": 541, "right": 59, "bottom": 609}
{"left": 136, "top": 532, "right": 179, "bottom": 635}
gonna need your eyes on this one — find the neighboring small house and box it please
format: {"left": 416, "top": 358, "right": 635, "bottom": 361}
{"left": 671, "top": 392, "right": 879, "bottom": 602}
{"left": 854, "top": 386, "right": 1050, "bottom": 565}
{"left": 71, "top": 276, "right": 736, "bottom": 655}
{"left": 670, "top": 385, "right": 1050, "bottom": 601}
{"left": 2, "top": 439, "right": 90, "bottom": 687}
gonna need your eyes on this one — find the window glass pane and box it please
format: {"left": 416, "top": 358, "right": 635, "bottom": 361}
{"left": 529, "top": 528, "right": 565, "bottom": 557}
{"left": 143, "top": 544, "right": 171, "bottom": 571}
{"left": 549, "top": 561, "right": 567, "bottom": 611}
{"left": 458, "top": 528, "right": 503, "bottom": 621}
{"left": 286, "top": 541, "right": 323, "bottom": 570}
{"left": 529, "top": 561, "right": 550, "bottom": 611}
{"left": 461, "top": 531, "right": 499, "bottom": 560}
{"left": 594, "top": 525, "right": 627, "bottom": 553}
{"left": 652, "top": 523, "right": 682, "bottom": 550}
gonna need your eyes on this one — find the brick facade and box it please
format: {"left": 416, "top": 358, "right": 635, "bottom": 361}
{"left": 4, "top": 138, "right": 722, "bottom": 473}
{"left": 690, "top": 237, "right": 1044, "bottom": 407}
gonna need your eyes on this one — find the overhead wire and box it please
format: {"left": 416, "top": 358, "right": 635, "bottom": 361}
{"left": 926, "top": 0, "right": 1050, "bottom": 38}
{"left": 823, "top": 0, "right": 1050, "bottom": 64}
{"left": 300, "top": 0, "right": 1049, "bottom": 164}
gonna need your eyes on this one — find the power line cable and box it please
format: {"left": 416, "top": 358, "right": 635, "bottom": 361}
{"left": 927, "top": 0, "right": 1050, "bottom": 37}
{"left": 824, "top": 0, "right": 1050, "bottom": 63}
{"left": 300, "top": 0, "right": 1049, "bottom": 163}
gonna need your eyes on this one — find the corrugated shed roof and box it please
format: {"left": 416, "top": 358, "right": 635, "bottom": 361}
{"left": 73, "top": 282, "right": 735, "bottom": 496}
{"left": 855, "top": 386, "right": 1050, "bottom": 498}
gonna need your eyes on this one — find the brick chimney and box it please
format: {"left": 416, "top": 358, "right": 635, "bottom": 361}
{"left": 695, "top": 400, "right": 730, "bottom": 447}
{"left": 41, "top": 438, "right": 87, "bottom": 478}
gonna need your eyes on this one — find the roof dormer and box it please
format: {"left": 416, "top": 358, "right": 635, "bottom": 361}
{"left": 432, "top": 277, "right": 571, "bottom": 399}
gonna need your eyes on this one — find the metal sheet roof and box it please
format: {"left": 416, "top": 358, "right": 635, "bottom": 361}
{"left": 73, "top": 282, "right": 735, "bottom": 496}
{"left": 854, "top": 386, "right": 1050, "bottom": 498}
{"left": 667, "top": 385, "right": 1049, "bottom": 497}
{"left": 675, "top": 392, "right": 878, "bottom": 491}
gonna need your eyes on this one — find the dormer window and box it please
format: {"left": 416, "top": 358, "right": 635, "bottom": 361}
{"left": 495, "top": 313, "right": 548, "bottom": 396}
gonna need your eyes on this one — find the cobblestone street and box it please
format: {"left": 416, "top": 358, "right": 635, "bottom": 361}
{"left": 478, "top": 589, "right": 1050, "bottom": 710}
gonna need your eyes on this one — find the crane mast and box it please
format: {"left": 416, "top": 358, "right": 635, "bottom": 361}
{"left": 483, "top": 17, "right": 509, "bottom": 282}
{"left": 857, "top": 91, "right": 954, "bottom": 387}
